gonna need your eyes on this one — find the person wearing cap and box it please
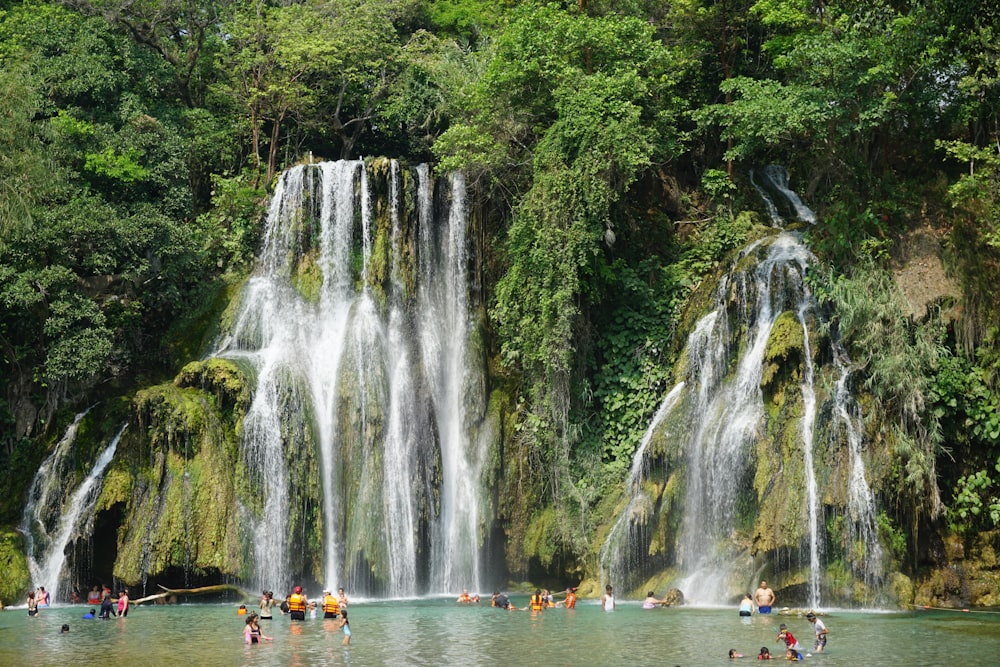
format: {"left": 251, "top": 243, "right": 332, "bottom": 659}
{"left": 806, "top": 612, "right": 828, "bottom": 651}
{"left": 287, "top": 586, "right": 308, "bottom": 621}
{"left": 754, "top": 581, "right": 775, "bottom": 614}
{"left": 321, "top": 590, "right": 340, "bottom": 619}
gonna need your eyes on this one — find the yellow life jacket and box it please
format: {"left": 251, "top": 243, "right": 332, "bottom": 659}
{"left": 288, "top": 593, "right": 306, "bottom": 612}
{"left": 322, "top": 595, "right": 340, "bottom": 614}
{"left": 530, "top": 594, "right": 544, "bottom": 611}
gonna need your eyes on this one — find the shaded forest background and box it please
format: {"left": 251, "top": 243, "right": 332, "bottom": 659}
{"left": 2, "top": 0, "right": 1000, "bottom": 593}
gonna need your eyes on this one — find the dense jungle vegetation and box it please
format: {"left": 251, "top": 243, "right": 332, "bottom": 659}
{"left": 2, "top": 0, "right": 1000, "bottom": 588}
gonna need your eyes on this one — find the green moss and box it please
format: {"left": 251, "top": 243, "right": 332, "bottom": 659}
{"left": 524, "top": 506, "right": 559, "bottom": 567}
{"left": 761, "top": 310, "right": 805, "bottom": 389}
{"left": 110, "top": 379, "right": 244, "bottom": 585}
{"left": 291, "top": 249, "right": 323, "bottom": 303}
{"left": 0, "top": 529, "right": 31, "bottom": 604}
{"left": 163, "top": 275, "right": 242, "bottom": 370}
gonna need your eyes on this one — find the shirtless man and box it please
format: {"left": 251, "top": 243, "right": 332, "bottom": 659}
{"left": 754, "top": 580, "right": 775, "bottom": 614}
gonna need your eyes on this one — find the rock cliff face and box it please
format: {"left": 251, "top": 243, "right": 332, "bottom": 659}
{"left": 95, "top": 359, "right": 250, "bottom": 587}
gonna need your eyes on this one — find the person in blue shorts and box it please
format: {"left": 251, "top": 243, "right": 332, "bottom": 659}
{"left": 754, "top": 581, "right": 775, "bottom": 614}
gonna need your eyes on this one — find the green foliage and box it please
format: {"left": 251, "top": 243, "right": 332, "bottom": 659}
{"left": 821, "top": 258, "right": 947, "bottom": 513}
{"left": 0, "top": 530, "right": 32, "bottom": 603}
{"left": 947, "top": 465, "right": 1000, "bottom": 534}
{"left": 589, "top": 259, "right": 680, "bottom": 470}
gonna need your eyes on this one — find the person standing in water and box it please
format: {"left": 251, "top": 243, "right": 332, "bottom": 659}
{"left": 287, "top": 586, "right": 307, "bottom": 621}
{"left": 754, "top": 581, "right": 775, "bottom": 614}
{"left": 259, "top": 591, "right": 273, "bottom": 620}
{"left": 337, "top": 587, "right": 348, "bottom": 609}
{"left": 27, "top": 591, "right": 38, "bottom": 617}
{"left": 99, "top": 591, "right": 115, "bottom": 619}
{"left": 321, "top": 590, "right": 340, "bottom": 618}
{"left": 739, "top": 593, "right": 754, "bottom": 617}
{"left": 117, "top": 589, "right": 129, "bottom": 617}
{"left": 806, "top": 612, "right": 828, "bottom": 651}
{"left": 337, "top": 609, "right": 351, "bottom": 645}
{"left": 601, "top": 584, "right": 616, "bottom": 611}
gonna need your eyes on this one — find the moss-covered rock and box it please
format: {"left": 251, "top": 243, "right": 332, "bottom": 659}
{"left": 107, "top": 382, "right": 244, "bottom": 585}
{"left": 0, "top": 529, "right": 31, "bottom": 604}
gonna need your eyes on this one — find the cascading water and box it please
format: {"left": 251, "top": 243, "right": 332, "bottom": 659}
{"left": 214, "top": 159, "right": 486, "bottom": 596}
{"left": 675, "top": 233, "right": 818, "bottom": 604}
{"left": 21, "top": 416, "right": 126, "bottom": 603}
{"left": 831, "top": 348, "right": 886, "bottom": 601}
{"left": 752, "top": 165, "right": 817, "bottom": 225}
{"left": 600, "top": 171, "right": 883, "bottom": 608}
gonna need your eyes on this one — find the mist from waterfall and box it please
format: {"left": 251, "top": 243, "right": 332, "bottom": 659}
{"left": 214, "top": 160, "right": 486, "bottom": 596}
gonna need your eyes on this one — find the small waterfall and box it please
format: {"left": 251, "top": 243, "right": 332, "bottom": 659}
{"left": 831, "top": 348, "right": 885, "bottom": 600}
{"left": 677, "top": 233, "right": 816, "bottom": 604}
{"left": 21, "top": 418, "right": 125, "bottom": 603}
{"left": 798, "top": 300, "right": 822, "bottom": 609}
{"left": 215, "top": 160, "right": 486, "bottom": 596}
{"left": 751, "top": 165, "right": 817, "bottom": 225}
{"left": 600, "top": 170, "right": 886, "bottom": 607}
{"left": 599, "top": 381, "right": 686, "bottom": 589}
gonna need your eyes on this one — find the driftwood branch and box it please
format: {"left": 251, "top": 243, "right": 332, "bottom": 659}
{"left": 132, "top": 584, "right": 250, "bottom": 606}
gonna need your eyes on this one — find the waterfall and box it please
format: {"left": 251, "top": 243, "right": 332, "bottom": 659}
{"left": 599, "top": 381, "right": 686, "bottom": 588}
{"left": 676, "top": 233, "right": 816, "bottom": 604}
{"left": 832, "top": 348, "right": 886, "bottom": 601}
{"left": 599, "top": 170, "right": 885, "bottom": 607}
{"left": 215, "top": 160, "right": 486, "bottom": 596}
{"left": 420, "top": 170, "right": 485, "bottom": 593}
{"left": 751, "top": 165, "right": 817, "bottom": 225}
{"left": 21, "top": 417, "right": 125, "bottom": 603}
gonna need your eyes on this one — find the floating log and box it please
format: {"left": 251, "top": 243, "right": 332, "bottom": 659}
{"left": 132, "top": 584, "right": 250, "bottom": 605}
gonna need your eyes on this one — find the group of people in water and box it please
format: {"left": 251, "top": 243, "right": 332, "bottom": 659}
{"left": 472, "top": 587, "right": 579, "bottom": 611}
{"left": 727, "top": 581, "right": 830, "bottom": 661}
{"left": 243, "top": 586, "right": 351, "bottom": 645}
{"left": 23, "top": 584, "right": 128, "bottom": 621}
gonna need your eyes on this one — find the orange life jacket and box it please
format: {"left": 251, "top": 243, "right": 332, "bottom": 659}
{"left": 530, "top": 594, "right": 544, "bottom": 611}
{"left": 565, "top": 592, "right": 577, "bottom": 608}
{"left": 288, "top": 593, "right": 306, "bottom": 613}
{"left": 322, "top": 595, "right": 340, "bottom": 615}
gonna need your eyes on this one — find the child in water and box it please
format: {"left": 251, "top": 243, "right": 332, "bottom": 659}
{"left": 785, "top": 647, "right": 803, "bottom": 661}
{"left": 729, "top": 649, "right": 744, "bottom": 658}
{"left": 338, "top": 609, "right": 351, "bottom": 645}
{"left": 777, "top": 624, "right": 802, "bottom": 651}
{"left": 757, "top": 646, "right": 773, "bottom": 660}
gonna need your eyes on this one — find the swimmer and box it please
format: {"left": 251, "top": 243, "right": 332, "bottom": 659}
{"left": 729, "top": 649, "right": 744, "bottom": 658}
{"left": 784, "top": 647, "right": 803, "bottom": 661}
{"left": 757, "top": 646, "right": 773, "bottom": 660}
{"left": 643, "top": 591, "right": 667, "bottom": 608}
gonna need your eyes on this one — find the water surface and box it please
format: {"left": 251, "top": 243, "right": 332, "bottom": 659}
{"left": 3, "top": 599, "right": 998, "bottom": 666}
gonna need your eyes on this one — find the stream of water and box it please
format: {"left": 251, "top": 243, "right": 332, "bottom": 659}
{"left": 2, "top": 600, "right": 997, "bottom": 666}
